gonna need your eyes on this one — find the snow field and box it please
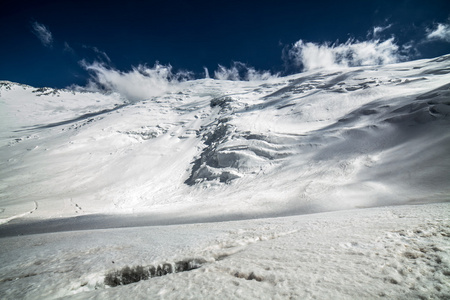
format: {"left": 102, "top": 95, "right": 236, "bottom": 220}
{"left": 0, "top": 203, "right": 448, "bottom": 299}
{"left": 0, "top": 55, "right": 450, "bottom": 299}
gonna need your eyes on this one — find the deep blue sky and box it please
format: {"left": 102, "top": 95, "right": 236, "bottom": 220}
{"left": 1, "top": 0, "right": 449, "bottom": 88}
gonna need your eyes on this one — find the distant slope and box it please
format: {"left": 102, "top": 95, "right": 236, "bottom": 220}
{"left": 1, "top": 55, "right": 449, "bottom": 223}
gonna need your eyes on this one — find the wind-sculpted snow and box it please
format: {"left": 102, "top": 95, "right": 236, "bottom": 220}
{"left": 0, "top": 56, "right": 450, "bottom": 224}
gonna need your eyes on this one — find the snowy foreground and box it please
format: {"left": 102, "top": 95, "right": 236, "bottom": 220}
{"left": 0, "top": 55, "right": 450, "bottom": 298}
{"left": 0, "top": 203, "right": 449, "bottom": 299}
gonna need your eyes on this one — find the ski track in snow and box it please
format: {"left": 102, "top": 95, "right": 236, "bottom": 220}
{"left": 0, "top": 56, "right": 450, "bottom": 298}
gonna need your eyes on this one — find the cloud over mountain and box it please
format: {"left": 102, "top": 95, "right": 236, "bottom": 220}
{"left": 287, "top": 37, "right": 402, "bottom": 71}
{"left": 214, "top": 62, "right": 277, "bottom": 81}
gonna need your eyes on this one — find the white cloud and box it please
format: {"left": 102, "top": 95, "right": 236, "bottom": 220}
{"left": 214, "top": 64, "right": 240, "bottom": 81}
{"left": 203, "top": 67, "right": 210, "bottom": 79}
{"left": 63, "top": 42, "right": 75, "bottom": 55}
{"left": 372, "top": 24, "right": 392, "bottom": 37}
{"left": 93, "top": 47, "right": 111, "bottom": 63}
{"left": 80, "top": 61, "right": 189, "bottom": 101}
{"left": 214, "top": 62, "right": 277, "bottom": 81}
{"left": 287, "top": 37, "right": 402, "bottom": 71}
{"left": 426, "top": 23, "right": 450, "bottom": 42}
{"left": 83, "top": 45, "right": 111, "bottom": 63}
{"left": 31, "top": 21, "right": 53, "bottom": 47}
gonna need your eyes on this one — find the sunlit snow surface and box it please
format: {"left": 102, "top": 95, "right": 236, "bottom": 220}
{"left": 1, "top": 204, "right": 449, "bottom": 299}
{"left": 0, "top": 56, "right": 449, "bottom": 298}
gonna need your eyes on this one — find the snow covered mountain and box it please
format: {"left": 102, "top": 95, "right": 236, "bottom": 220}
{"left": 0, "top": 56, "right": 449, "bottom": 299}
{"left": 1, "top": 55, "right": 449, "bottom": 224}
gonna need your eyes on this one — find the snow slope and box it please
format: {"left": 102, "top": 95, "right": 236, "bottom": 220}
{"left": 0, "top": 55, "right": 449, "bottom": 299}
{"left": 1, "top": 56, "right": 449, "bottom": 223}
